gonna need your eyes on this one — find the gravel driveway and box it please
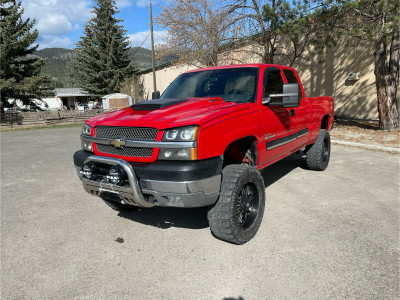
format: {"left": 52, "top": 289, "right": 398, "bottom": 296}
{"left": 1, "top": 128, "right": 399, "bottom": 300}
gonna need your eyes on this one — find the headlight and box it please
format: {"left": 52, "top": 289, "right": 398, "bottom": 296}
{"left": 159, "top": 148, "right": 198, "bottom": 160}
{"left": 81, "top": 140, "right": 93, "bottom": 152}
{"left": 162, "top": 126, "right": 199, "bottom": 141}
{"left": 81, "top": 123, "right": 93, "bottom": 152}
{"left": 82, "top": 123, "right": 91, "bottom": 135}
{"left": 160, "top": 126, "right": 199, "bottom": 160}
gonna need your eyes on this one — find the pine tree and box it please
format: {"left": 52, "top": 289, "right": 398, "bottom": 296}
{"left": 68, "top": 0, "right": 135, "bottom": 96}
{"left": 0, "top": 0, "right": 50, "bottom": 109}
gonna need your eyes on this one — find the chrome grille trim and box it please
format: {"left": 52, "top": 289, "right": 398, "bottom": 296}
{"left": 82, "top": 126, "right": 196, "bottom": 157}
{"left": 95, "top": 126, "right": 158, "bottom": 141}
{"left": 81, "top": 135, "right": 197, "bottom": 149}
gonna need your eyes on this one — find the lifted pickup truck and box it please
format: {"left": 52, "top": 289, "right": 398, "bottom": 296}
{"left": 74, "top": 64, "right": 334, "bottom": 244}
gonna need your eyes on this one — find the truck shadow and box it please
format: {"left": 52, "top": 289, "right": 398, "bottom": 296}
{"left": 118, "top": 153, "right": 306, "bottom": 230}
{"left": 118, "top": 206, "right": 210, "bottom": 230}
{"left": 261, "top": 152, "right": 307, "bottom": 188}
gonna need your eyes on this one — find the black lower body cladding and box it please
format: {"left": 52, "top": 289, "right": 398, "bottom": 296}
{"left": 73, "top": 149, "right": 92, "bottom": 168}
{"left": 73, "top": 150, "right": 223, "bottom": 181}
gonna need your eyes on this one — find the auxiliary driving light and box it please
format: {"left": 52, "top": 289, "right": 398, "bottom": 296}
{"left": 80, "top": 162, "right": 97, "bottom": 180}
{"left": 106, "top": 165, "right": 126, "bottom": 185}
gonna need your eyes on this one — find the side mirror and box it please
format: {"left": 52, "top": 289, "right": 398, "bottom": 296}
{"left": 262, "top": 83, "right": 300, "bottom": 107}
{"left": 152, "top": 91, "right": 160, "bottom": 99}
{"left": 281, "top": 83, "right": 300, "bottom": 107}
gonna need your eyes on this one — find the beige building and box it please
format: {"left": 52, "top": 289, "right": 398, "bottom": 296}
{"left": 137, "top": 41, "right": 380, "bottom": 120}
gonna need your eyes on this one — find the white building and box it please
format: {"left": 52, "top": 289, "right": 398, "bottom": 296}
{"left": 38, "top": 97, "right": 63, "bottom": 111}
{"left": 102, "top": 93, "right": 132, "bottom": 110}
{"left": 55, "top": 88, "right": 91, "bottom": 110}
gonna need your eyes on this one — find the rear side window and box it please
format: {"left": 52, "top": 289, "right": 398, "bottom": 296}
{"left": 263, "top": 68, "right": 284, "bottom": 98}
{"left": 283, "top": 69, "right": 303, "bottom": 99}
{"left": 283, "top": 69, "right": 298, "bottom": 84}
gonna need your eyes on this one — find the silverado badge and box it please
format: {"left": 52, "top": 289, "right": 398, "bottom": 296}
{"left": 110, "top": 138, "right": 126, "bottom": 148}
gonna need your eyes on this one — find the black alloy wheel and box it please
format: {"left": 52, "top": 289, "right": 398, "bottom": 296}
{"left": 236, "top": 183, "right": 259, "bottom": 230}
{"left": 208, "top": 165, "right": 265, "bottom": 245}
{"left": 306, "top": 129, "right": 331, "bottom": 171}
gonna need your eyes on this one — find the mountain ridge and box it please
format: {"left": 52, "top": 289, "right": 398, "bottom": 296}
{"left": 34, "top": 47, "right": 156, "bottom": 87}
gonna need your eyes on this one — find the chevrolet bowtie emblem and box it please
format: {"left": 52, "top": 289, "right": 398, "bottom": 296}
{"left": 110, "top": 138, "right": 126, "bottom": 148}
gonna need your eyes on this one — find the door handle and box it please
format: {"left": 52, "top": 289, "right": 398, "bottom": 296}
{"left": 290, "top": 109, "right": 296, "bottom": 117}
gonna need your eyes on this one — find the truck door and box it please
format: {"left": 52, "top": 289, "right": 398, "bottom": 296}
{"left": 258, "top": 67, "right": 296, "bottom": 167}
{"left": 282, "top": 69, "right": 310, "bottom": 150}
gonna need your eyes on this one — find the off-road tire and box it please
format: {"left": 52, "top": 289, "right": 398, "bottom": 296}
{"left": 208, "top": 165, "right": 265, "bottom": 245}
{"left": 306, "top": 129, "right": 331, "bottom": 171}
{"left": 103, "top": 199, "right": 140, "bottom": 212}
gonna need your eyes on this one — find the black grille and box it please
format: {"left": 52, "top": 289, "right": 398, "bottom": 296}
{"left": 96, "top": 145, "right": 153, "bottom": 157}
{"left": 95, "top": 126, "right": 158, "bottom": 141}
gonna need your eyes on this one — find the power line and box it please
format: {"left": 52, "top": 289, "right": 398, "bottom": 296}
{"left": 130, "top": 32, "right": 151, "bottom": 60}
{"left": 154, "top": 31, "right": 167, "bottom": 40}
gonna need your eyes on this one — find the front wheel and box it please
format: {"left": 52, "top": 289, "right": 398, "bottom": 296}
{"left": 208, "top": 165, "right": 265, "bottom": 245}
{"left": 306, "top": 129, "right": 331, "bottom": 171}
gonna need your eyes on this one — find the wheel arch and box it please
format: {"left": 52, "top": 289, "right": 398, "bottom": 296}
{"left": 222, "top": 135, "right": 258, "bottom": 167}
{"left": 321, "top": 114, "right": 329, "bottom": 130}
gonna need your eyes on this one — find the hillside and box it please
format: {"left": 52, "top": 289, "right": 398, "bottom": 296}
{"left": 35, "top": 47, "right": 164, "bottom": 87}
{"left": 35, "top": 48, "right": 74, "bottom": 81}
{"left": 128, "top": 48, "right": 178, "bottom": 70}
{"left": 129, "top": 47, "right": 153, "bottom": 69}
{"left": 35, "top": 47, "right": 155, "bottom": 78}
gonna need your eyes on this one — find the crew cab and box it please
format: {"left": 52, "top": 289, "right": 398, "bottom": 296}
{"left": 73, "top": 64, "right": 334, "bottom": 244}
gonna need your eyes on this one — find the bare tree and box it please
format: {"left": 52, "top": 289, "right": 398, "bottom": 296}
{"left": 226, "top": 0, "right": 317, "bottom": 66}
{"left": 156, "top": 0, "right": 232, "bottom": 67}
{"left": 120, "top": 75, "right": 145, "bottom": 102}
{"left": 157, "top": 0, "right": 321, "bottom": 67}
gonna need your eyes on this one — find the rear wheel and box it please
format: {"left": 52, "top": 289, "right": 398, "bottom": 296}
{"left": 208, "top": 165, "right": 265, "bottom": 244}
{"left": 306, "top": 129, "right": 331, "bottom": 171}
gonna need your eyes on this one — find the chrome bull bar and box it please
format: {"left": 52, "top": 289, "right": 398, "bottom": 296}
{"left": 82, "top": 155, "right": 155, "bottom": 208}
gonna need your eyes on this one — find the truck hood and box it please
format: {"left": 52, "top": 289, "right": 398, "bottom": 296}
{"left": 88, "top": 97, "right": 251, "bottom": 129}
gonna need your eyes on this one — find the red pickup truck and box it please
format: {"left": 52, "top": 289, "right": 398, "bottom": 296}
{"left": 74, "top": 64, "right": 334, "bottom": 244}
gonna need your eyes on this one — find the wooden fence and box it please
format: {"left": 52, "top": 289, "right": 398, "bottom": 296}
{"left": 0, "top": 110, "right": 110, "bottom": 128}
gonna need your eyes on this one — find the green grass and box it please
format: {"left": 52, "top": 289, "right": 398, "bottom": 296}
{"left": 0, "top": 122, "right": 83, "bottom": 132}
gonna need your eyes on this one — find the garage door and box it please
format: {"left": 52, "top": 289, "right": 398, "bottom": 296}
{"left": 109, "top": 98, "right": 129, "bottom": 109}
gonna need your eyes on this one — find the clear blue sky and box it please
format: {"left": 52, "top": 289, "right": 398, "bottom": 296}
{"left": 20, "top": 0, "right": 168, "bottom": 50}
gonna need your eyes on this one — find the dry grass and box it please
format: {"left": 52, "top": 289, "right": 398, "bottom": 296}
{"left": 0, "top": 122, "right": 83, "bottom": 132}
{"left": 331, "top": 119, "right": 400, "bottom": 148}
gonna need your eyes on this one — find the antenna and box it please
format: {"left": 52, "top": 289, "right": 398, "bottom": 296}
{"left": 150, "top": 3, "right": 157, "bottom": 94}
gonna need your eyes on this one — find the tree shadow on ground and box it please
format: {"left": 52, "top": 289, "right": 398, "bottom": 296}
{"left": 118, "top": 153, "right": 306, "bottom": 230}
{"left": 334, "top": 118, "right": 379, "bottom": 130}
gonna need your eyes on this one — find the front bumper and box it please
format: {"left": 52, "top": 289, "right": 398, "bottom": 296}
{"left": 74, "top": 150, "right": 221, "bottom": 208}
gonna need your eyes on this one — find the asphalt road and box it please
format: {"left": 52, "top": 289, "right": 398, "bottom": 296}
{"left": 1, "top": 128, "right": 399, "bottom": 300}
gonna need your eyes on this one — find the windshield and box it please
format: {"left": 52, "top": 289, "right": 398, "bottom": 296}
{"left": 160, "top": 67, "right": 259, "bottom": 103}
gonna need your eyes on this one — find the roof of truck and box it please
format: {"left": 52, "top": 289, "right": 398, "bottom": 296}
{"left": 184, "top": 63, "right": 292, "bottom": 73}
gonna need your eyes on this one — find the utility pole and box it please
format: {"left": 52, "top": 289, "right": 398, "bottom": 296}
{"left": 150, "top": 3, "right": 157, "bottom": 95}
